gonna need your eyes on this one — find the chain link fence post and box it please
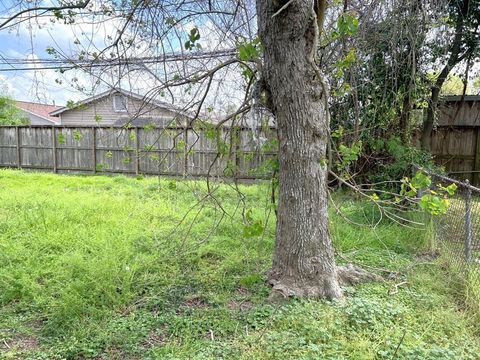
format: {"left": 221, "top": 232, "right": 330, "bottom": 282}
{"left": 465, "top": 179, "right": 473, "bottom": 264}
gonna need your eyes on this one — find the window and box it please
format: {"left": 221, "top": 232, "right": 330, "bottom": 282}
{"left": 113, "top": 94, "right": 128, "bottom": 112}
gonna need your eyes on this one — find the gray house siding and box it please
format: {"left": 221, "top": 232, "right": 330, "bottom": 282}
{"left": 19, "top": 110, "right": 57, "bottom": 125}
{"left": 57, "top": 93, "right": 187, "bottom": 126}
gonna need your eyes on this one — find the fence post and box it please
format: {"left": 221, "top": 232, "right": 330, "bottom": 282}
{"left": 92, "top": 127, "right": 97, "bottom": 173}
{"left": 15, "top": 126, "right": 21, "bottom": 168}
{"left": 135, "top": 127, "right": 140, "bottom": 176}
{"left": 465, "top": 179, "right": 473, "bottom": 264}
{"left": 51, "top": 126, "right": 57, "bottom": 173}
{"left": 183, "top": 126, "right": 188, "bottom": 177}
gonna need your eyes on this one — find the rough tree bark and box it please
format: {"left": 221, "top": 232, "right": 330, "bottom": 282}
{"left": 256, "top": 0, "right": 377, "bottom": 300}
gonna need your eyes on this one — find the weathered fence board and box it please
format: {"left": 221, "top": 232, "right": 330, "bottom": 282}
{"left": 0, "top": 125, "right": 276, "bottom": 179}
{"left": 430, "top": 127, "right": 480, "bottom": 185}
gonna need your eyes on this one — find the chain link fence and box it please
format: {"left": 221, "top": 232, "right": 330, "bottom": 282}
{"left": 425, "top": 170, "right": 480, "bottom": 310}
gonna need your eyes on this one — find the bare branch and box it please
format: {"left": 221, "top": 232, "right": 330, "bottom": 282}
{"left": 0, "top": 0, "right": 91, "bottom": 30}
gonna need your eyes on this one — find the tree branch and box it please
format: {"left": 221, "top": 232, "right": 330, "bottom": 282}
{"left": 0, "top": 0, "right": 91, "bottom": 30}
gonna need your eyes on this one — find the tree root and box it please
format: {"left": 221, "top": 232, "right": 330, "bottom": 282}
{"left": 268, "top": 264, "right": 382, "bottom": 302}
{"left": 336, "top": 263, "right": 383, "bottom": 286}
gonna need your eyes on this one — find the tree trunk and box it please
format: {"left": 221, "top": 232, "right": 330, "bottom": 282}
{"left": 256, "top": 0, "right": 342, "bottom": 299}
{"left": 420, "top": 81, "right": 442, "bottom": 151}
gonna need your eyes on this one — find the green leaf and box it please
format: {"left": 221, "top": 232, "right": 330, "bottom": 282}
{"left": 331, "top": 126, "right": 344, "bottom": 139}
{"left": 411, "top": 171, "right": 431, "bottom": 190}
{"left": 73, "top": 130, "right": 83, "bottom": 142}
{"left": 243, "top": 220, "right": 264, "bottom": 238}
{"left": 237, "top": 38, "right": 261, "bottom": 62}
{"left": 419, "top": 194, "right": 449, "bottom": 215}
{"left": 337, "top": 13, "right": 359, "bottom": 36}
{"left": 185, "top": 27, "right": 201, "bottom": 51}
{"left": 66, "top": 100, "right": 77, "bottom": 109}
{"left": 445, "top": 183, "right": 457, "bottom": 196}
{"left": 165, "top": 17, "right": 176, "bottom": 26}
{"left": 57, "top": 133, "right": 66, "bottom": 145}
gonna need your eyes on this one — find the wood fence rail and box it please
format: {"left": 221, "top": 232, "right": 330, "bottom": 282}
{"left": 0, "top": 125, "right": 276, "bottom": 179}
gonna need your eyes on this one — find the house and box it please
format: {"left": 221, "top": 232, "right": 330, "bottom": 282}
{"left": 49, "top": 88, "right": 192, "bottom": 127}
{"left": 15, "top": 101, "right": 62, "bottom": 125}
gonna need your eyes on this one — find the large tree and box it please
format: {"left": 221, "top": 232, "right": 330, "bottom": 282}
{"left": 0, "top": 0, "right": 374, "bottom": 300}
{"left": 257, "top": 0, "right": 344, "bottom": 299}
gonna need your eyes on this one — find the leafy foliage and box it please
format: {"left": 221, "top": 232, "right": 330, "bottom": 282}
{"left": 335, "top": 12, "right": 360, "bottom": 37}
{"left": 237, "top": 37, "right": 261, "bottom": 62}
{"left": 184, "top": 27, "right": 201, "bottom": 50}
{"left": 325, "top": 2, "right": 439, "bottom": 184}
{"left": 400, "top": 171, "right": 457, "bottom": 215}
{"left": 0, "top": 96, "right": 29, "bottom": 125}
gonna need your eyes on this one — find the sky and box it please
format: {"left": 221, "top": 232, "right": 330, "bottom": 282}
{"left": 0, "top": 0, "right": 124, "bottom": 105}
{"left": 0, "top": 0, "right": 247, "bottom": 116}
{"left": 0, "top": 30, "right": 88, "bottom": 105}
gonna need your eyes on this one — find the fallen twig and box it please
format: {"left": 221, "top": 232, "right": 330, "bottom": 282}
{"left": 388, "top": 281, "right": 408, "bottom": 296}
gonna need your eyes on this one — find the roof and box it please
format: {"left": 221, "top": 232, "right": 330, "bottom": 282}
{"left": 49, "top": 88, "right": 192, "bottom": 118}
{"left": 15, "top": 100, "right": 62, "bottom": 123}
{"left": 442, "top": 95, "right": 480, "bottom": 102}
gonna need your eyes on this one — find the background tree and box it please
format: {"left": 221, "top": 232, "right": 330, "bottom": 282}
{"left": 0, "top": 96, "right": 29, "bottom": 125}
{"left": 420, "top": 0, "right": 480, "bottom": 150}
{"left": 325, "top": 0, "right": 438, "bottom": 186}
{"left": 437, "top": 73, "right": 470, "bottom": 95}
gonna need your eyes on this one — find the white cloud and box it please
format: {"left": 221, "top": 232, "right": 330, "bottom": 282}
{"left": 1, "top": 3, "right": 249, "bottom": 113}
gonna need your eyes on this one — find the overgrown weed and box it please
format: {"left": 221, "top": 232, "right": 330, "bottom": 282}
{"left": 0, "top": 169, "right": 478, "bottom": 359}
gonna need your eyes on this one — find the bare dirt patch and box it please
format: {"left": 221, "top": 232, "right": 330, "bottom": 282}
{"left": 143, "top": 329, "right": 167, "bottom": 348}
{"left": 227, "top": 299, "right": 254, "bottom": 312}
{"left": 181, "top": 296, "right": 210, "bottom": 310}
{"left": 1, "top": 334, "right": 39, "bottom": 352}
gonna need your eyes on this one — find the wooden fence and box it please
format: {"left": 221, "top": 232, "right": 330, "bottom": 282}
{"left": 429, "top": 126, "right": 480, "bottom": 186}
{"left": 427, "top": 97, "right": 480, "bottom": 186}
{"left": 0, "top": 125, "right": 276, "bottom": 179}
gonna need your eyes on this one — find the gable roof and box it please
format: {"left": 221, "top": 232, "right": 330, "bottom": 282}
{"left": 49, "top": 88, "right": 192, "bottom": 118}
{"left": 15, "top": 100, "right": 62, "bottom": 123}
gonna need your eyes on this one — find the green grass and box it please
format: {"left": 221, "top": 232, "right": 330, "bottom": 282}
{"left": 0, "top": 169, "right": 479, "bottom": 359}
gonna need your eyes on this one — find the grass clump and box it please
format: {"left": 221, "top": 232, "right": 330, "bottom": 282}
{"left": 0, "top": 169, "right": 479, "bottom": 359}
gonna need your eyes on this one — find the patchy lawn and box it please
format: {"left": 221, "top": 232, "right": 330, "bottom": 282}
{"left": 0, "top": 169, "right": 478, "bottom": 359}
